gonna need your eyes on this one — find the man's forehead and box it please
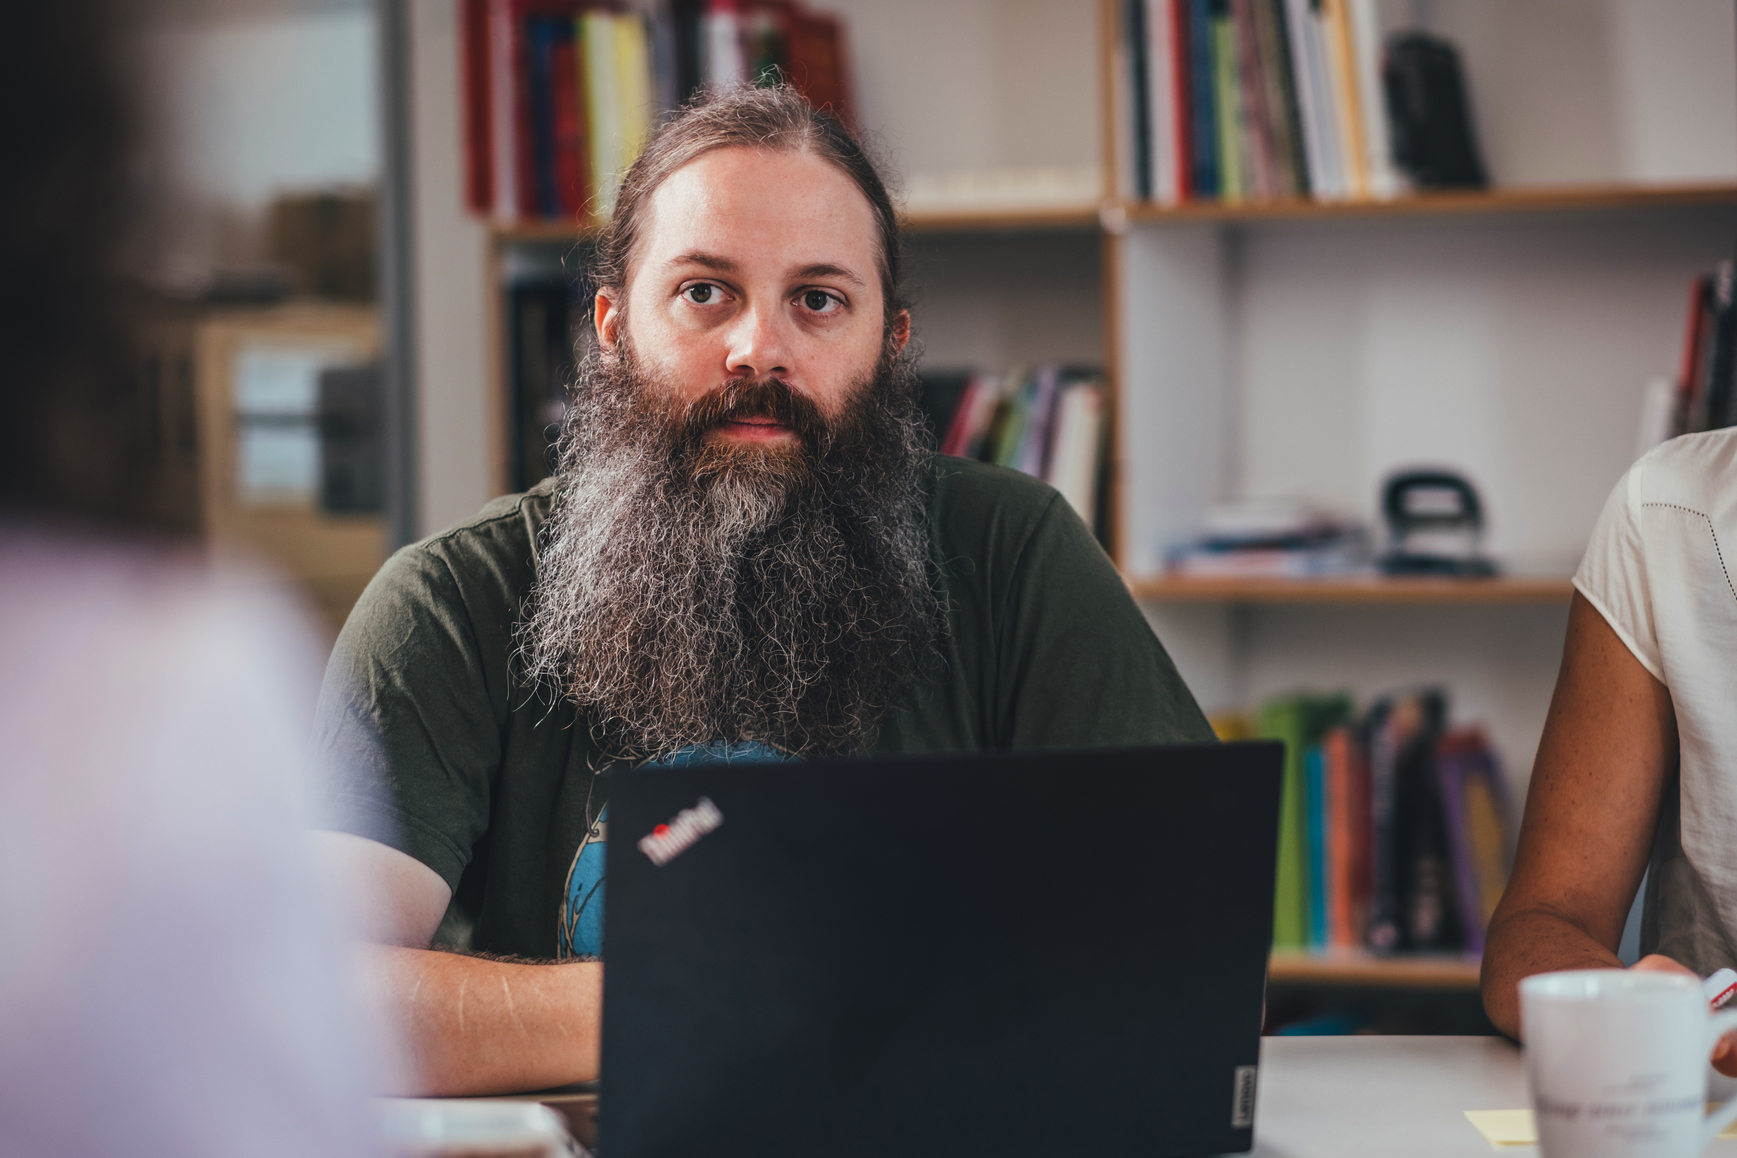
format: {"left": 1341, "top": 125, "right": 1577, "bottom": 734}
{"left": 635, "top": 147, "right": 881, "bottom": 283}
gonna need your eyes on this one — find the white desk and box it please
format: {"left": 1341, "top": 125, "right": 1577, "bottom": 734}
{"left": 1251, "top": 1036, "right": 1737, "bottom": 1158}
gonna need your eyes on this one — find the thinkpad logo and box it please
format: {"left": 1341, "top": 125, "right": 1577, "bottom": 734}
{"left": 638, "top": 797, "right": 724, "bottom": 866}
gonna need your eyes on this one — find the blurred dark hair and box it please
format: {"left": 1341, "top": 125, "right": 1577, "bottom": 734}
{"left": 0, "top": 0, "right": 145, "bottom": 523}
{"left": 592, "top": 84, "right": 906, "bottom": 323}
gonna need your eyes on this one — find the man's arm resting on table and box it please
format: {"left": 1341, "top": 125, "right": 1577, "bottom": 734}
{"left": 312, "top": 831, "right": 601, "bottom": 1096}
{"left": 1478, "top": 594, "right": 1731, "bottom": 1060}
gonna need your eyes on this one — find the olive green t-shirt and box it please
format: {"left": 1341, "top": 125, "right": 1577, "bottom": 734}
{"left": 315, "top": 455, "right": 1213, "bottom": 957}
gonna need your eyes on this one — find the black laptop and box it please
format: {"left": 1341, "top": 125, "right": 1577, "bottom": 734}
{"left": 599, "top": 741, "right": 1282, "bottom": 1158}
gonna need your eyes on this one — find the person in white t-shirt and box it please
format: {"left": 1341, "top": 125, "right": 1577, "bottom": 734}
{"left": 1484, "top": 427, "right": 1737, "bottom": 1072}
{"left": 0, "top": 1, "right": 387, "bottom": 1150}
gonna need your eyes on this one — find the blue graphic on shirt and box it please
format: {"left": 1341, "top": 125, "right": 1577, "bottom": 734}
{"left": 556, "top": 742, "right": 790, "bottom": 959}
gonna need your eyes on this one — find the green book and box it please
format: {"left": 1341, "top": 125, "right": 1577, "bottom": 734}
{"left": 1211, "top": 8, "right": 1245, "bottom": 202}
{"left": 1259, "top": 692, "right": 1353, "bottom": 948}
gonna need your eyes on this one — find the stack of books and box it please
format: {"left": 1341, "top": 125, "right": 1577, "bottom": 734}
{"left": 1121, "top": 0, "right": 1402, "bottom": 206}
{"left": 1245, "top": 689, "right": 1513, "bottom": 956}
{"left": 1666, "top": 260, "right": 1737, "bottom": 438}
{"left": 1165, "top": 499, "right": 1366, "bottom": 577}
{"left": 920, "top": 367, "right": 1109, "bottom": 540}
{"left": 462, "top": 0, "right": 852, "bottom": 224}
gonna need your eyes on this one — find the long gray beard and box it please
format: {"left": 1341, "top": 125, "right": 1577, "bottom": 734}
{"left": 518, "top": 337, "right": 940, "bottom": 760}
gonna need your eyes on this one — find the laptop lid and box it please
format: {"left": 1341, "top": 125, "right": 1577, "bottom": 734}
{"left": 600, "top": 741, "right": 1282, "bottom": 1158}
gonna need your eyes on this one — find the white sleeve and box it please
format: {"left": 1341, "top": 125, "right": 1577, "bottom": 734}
{"left": 0, "top": 567, "right": 380, "bottom": 1158}
{"left": 1574, "top": 461, "right": 1665, "bottom": 682}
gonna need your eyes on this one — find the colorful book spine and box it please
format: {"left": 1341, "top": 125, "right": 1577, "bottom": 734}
{"left": 1346, "top": 0, "right": 1400, "bottom": 198}
{"left": 1306, "top": 741, "right": 1328, "bottom": 948}
{"left": 1255, "top": 0, "right": 1307, "bottom": 197}
{"left": 1210, "top": 3, "right": 1245, "bottom": 202}
{"left": 1186, "top": 0, "right": 1220, "bottom": 198}
{"left": 1126, "top": 0, "right": 1154, "bottom": 202}
{"left": 1145, "top": 0, "right": 1183, "bottom": 205}
{"left": 1319, "top": 0, "right": 1367, "bottom": 198}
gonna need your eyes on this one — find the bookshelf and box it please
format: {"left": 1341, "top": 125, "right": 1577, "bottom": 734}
{"left": 1131, "top": 575, "right": 1574, "bottom": 605}
{"left": 430, "top": 0, "right": 1737, "bottom": 991}
{"left": 1267, "top": 950, "right": 1481, "bottom": 991}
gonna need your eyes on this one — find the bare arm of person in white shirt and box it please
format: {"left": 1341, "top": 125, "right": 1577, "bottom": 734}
{"left": 1481, "top": 592, "right": 1737, "bottom": 1075}
{"left": 314, "top": 832, "right": 603, "bottom": 1095}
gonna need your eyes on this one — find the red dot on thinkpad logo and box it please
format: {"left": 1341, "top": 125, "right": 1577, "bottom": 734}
{"left": 654, "top": 824, "right": 669, "bottom": 836}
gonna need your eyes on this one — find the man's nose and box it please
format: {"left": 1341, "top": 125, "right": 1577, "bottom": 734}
{"left": 724, "top": 305, "right": 792, "bottom": 381}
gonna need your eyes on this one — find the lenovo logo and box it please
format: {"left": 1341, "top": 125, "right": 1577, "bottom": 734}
{"left": 638, "top": 797, "right": 724, "bottom": 866}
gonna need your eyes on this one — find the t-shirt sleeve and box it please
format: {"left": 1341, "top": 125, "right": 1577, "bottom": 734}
{"left": 313, "top": 546, "right": 503, "bottom": 892}
{"left": 1574, "top": 462, "right": 1665, "bottom": 682}
{"left": 997, "top": 495, "right": 1216, "bottom": 748}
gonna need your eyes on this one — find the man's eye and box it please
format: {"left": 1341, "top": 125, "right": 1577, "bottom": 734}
{"left": 682, "top": 284, "right": 721, "bottom": 305}
{"left": 801, "top": 289, "right": 842, "bottom": 314}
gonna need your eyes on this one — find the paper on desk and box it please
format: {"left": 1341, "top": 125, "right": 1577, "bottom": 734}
{"left": 1465, "top": 1109, "right": 1737, "bottom": 1148}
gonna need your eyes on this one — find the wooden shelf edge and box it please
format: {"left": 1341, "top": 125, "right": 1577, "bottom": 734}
{"left": 1128, "top": 575, "right": 1575, "bottom": 605}
{"left": 900, "top": 203, "right": 1103, "bottom": 233}
{"left": 490, "top": 218, "right": 605, "bottom": 244}
{"left": 1126, "top": 181, "right": 1737, "bottom": 224}
{"left": 487, "top": 203, "right": 1105, "bottom": 244}
{"left": 1268, "top": 950, "right": 1483, "bottom": 990}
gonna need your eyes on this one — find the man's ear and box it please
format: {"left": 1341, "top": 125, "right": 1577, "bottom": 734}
{"left": 891, "top": 309, "right": 911, "bottom": 353}
{"left": 595, "top": 289, "right": 622, "bottom": 350}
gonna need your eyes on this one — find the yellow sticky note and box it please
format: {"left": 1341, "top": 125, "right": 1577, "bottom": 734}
{"left": 1464, "top": 1109, "right": 1536, "bottom": 1147}
{"left": 1464, "top": 1108, "right": 1737, "bottom": 1148}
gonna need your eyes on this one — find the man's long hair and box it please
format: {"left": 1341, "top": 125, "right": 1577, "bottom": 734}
{"left": 517, "top": 86, "right": 940, "bottom": 760}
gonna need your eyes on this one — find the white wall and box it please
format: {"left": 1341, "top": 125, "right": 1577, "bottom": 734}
{"left": 139, "top": 8, "right": 378, "bottom": 274}
{"left": 1229, "top": 207, "right": 1737, "bottom": 573}
{"left": 408, "top": 0, "right": 495, "bottom": 536}
{"left": 809, "top": 0, "right": 1100, "bottom": 183}
{"left": 1373, "top": 0, "right": 1737, "bottom": 188}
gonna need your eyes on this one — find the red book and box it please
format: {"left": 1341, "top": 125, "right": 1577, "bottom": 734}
{"left": 784, "top": 8, "right": 853, "bottom": 126}
{"left": 1170, "top": 0, "right": 1194, "bottom": 200}
{"left": 461, "top": 0, "right": 494, "bottom": 214}
{"left": 549, "top": 33, "right": 591, "bottom": 219}
{"left": 511, "top": 1, "right": 540, "bottom": 220}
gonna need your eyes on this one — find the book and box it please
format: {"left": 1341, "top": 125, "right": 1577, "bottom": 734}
{"left": 1259, "top": 693, "right": 1352, "bottom": 948}
{"left": 1306, "top": 741, "right": 1328, "bottom": 948}
{"left": 784, "top": 7, "right": 853, "bottom": 125}
{"left": 1295, "top": 0, "right": 1345, "bottom": 199}
{"left": 1228, "top": 0, "right": 1276, "bottom": 199}
{"left": 1319, "top": 0, "right": 1367, "bottom": 198}
{"left": 1210, "top": 2, "right": 1245, "bottom": 202}
{"left": 461, "top": 0, "right": 854, "bottom": 223}
{"left": 1126, "top": 0, "right": 1154, "bottom": 203}
{"left": 704, "top": 0, "right": 747, "bottom": 88}
{"left": 1186, "top": 0, "right": 1221, "bottom": 198}
{"left": 549, "top": 24, "right": 591, "bottom": 218}
{"left": 1048, "top": 381, "right": 1104, "bottom": 526}
{"left": 527, "top": 16, "right": 561, "bottom": 218}
{"left": 1435, "top": 727, "right": 1512, "bottom": 955}
{"left": 1252, "top": 0, "right": 1306, "bottom": 198}
{"left": 489, "top": 0, "right": 520, "bottom": 221}
{"left": 1145, "top": 0, "right": 1186, "bottom": 205}
{"left": 1345, "top": 0, "right": 1400, "bottom": 198}
{"left": 462, "top": 0, "right": 495, "bottom": 213}
{"left": 1702, "top": 260, "right": 1737, "bottom": 432}
{"left": 1676, "top": 274, "right": 1716, "bottom": 435}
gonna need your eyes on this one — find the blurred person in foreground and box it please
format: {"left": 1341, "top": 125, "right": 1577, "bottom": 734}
{"left": 313, "top": 84, "right": 1213, "bottom": 1097}
{"left": 1483, "top": 431, "right": 1737, "bottom": 1076}
{"left": 0, "top": 3, "right": 382, "bottom": 1153}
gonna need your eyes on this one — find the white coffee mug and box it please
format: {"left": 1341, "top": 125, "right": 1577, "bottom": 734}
{"left": 1521, "top": 969, "right": 1737, "bottom": 1158}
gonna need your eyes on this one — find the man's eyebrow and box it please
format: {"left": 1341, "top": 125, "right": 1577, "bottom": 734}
{"left": 666, "top": 251, "right": 738, "bottom": 273}
{"left": 792, "top": 262, "right": 867, "bottom": 289}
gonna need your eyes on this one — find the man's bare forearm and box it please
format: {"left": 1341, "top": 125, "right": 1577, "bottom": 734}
{"left": 360, "top": 944, "right": 602, "bottom": 1095}
{"left": 1482, "top": 902, "right": 1621, "bottom": 1039}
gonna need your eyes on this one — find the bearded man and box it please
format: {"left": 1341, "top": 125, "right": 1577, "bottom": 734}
{"left": 314, "top": 86, "right": 1213, "bottom": 1097}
